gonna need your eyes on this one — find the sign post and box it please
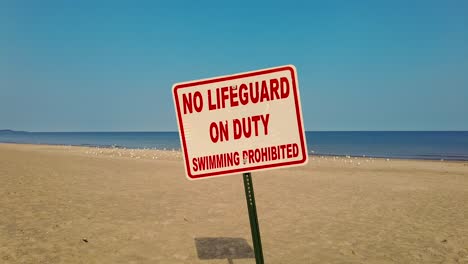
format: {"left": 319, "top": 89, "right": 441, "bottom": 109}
{"left": 173, "top": 65, "right": 308, "bottom": 263}
{"left": 243, "top": 172, "right": 264, "bottom": 264}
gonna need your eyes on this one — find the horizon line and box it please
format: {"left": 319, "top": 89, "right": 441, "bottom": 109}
{"left": 2, "top": 129, "right": 468, "bottom": 133}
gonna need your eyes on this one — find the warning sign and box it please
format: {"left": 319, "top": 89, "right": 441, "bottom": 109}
{"left": 173, "top": 65, "right": 308, "bottom": 180}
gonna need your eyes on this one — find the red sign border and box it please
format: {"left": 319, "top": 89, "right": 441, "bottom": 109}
{"left": 173, "top": 65, "right": 308, "bottom": 180}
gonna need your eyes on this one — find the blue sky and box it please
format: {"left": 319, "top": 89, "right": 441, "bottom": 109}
{"left": 1, "top": 0, "right": 467, "bottom": 131}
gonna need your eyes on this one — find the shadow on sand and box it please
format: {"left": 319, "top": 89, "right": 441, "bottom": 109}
{"left": 194, "top": 237, "right": 254, "bottom": 264}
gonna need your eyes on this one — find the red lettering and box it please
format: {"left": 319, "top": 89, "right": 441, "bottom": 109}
{"left": 182, "top": 93, "right": 192, "bottom": 114}
{"left": 221, "top": 86, "right": 229, "bottom": 108}
{"left": 280, "top": 77, "right": 290, "bottom": 98}
{"left": 260, "top": 80, "right": 269, "bottom": 102}
{"left": 286, "top": 144, "right": 293, "bottom": 158}
{"left": 242, "top": 117, "right": 252, "bottom": 138}
{"left": 261, "top": 147, "right": 268, "bottom": 161}
{"left": 271, "top": 147, "right": 277, "bottom": 160}
{"left": 198, "top": 156, "right": 206, "bottom": 171}
{"left": 270, "top": 78, "right": 280, "bottom": 100}
{"left": 192, "top": 158, "right": 198, "bottom": 171}
{"left": 219, "top": 121, "right": 229, "bottom": 142}
{"left": 208, "top": 155, "right": 217, "bottom": 168}
{"left": 249, "top": 82, "right": 259, "bottom": 103}
{"left": 293, "top": 143, "right": 299, "bottom": 157}
{"left": 208, "top": 90, "right": 216, "bottom": 111}
{"left": 216, "top": 87, "right": 221, "bottom": 109}
{"left": 260, "top": 114, "right": 270, "bottom": 135}
{"left": 182, "top": 92, "right": 203, "bottom": 114}
{"left": 248, "top": 149, "right": 255, "bottom": 163}
{"left": 251, "top": 115, "right": 260, "bottom": 136}
{"left": 254, "top": 149, "right": 261, "bottom": 162}
{"left": 195, "top": 92, "right": 203, "bottom": 112}
{"left": 209, "top": 122, "right": 218, "bottom": 143}
{"left": 210, "top": 121, "right": 229, "bottom": 143}
{"left": 226, "top": 152, "right": 233, "bottom": 166}
{"left": 280, "top": 145, "right": 287, "bottom": 157}
{"left": 239, "top": 84, "right": 249, "bottom": 105}
{"left": 233, "top": 119, "right": 242, "bottom": 140}
{"left": 230, "top": 85, "right": 239, "bottom": 107}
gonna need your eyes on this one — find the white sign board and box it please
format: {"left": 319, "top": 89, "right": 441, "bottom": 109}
{"left": 173, "top": 65, "right": 308, "bottom": 180}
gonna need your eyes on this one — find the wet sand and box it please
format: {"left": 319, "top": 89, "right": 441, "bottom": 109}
{"left": 1, "top": 143, "right": 467, "bottom": 263}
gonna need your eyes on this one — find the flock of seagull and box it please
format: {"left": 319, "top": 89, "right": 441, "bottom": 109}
{"left": 75, "top": 146, "right": 396, "bottom": 166}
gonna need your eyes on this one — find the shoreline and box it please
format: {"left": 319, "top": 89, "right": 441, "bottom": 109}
{"left": 1, "top": 142, "right": 466, "bottom": 163}
{"left": 1, "top": 141, "right": 467, "bottom": 162}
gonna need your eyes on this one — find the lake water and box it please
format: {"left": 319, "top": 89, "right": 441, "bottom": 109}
{"left": 1, "top": 131, "right": 467, "bottom": 161}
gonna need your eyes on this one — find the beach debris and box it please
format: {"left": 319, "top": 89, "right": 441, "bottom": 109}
{"left": 441, "top": 239, "right": 447, "bottom": 243}
{"left": 82, "top": 238, "right": 88, "bottom": 243}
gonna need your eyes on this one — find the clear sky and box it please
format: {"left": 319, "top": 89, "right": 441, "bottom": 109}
{"left": 1, "top": 0, "right": 467, "bottom": 131}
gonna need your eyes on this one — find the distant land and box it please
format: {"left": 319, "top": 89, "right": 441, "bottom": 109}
{"left": 0, "top": 129, "right": 28, "bottom": 134}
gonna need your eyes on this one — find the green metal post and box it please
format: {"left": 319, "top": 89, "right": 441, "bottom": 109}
{"left": 243, "top": 172, "right": 264, "bottom": 264}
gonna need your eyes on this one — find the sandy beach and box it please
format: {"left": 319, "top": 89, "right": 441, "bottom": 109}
{"left": 1, "top": 143, "right": 467, "bottom": 263}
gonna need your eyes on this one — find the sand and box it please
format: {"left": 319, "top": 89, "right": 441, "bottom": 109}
{"left": 1, "top": 143, "right": 467, "bottom": 264}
